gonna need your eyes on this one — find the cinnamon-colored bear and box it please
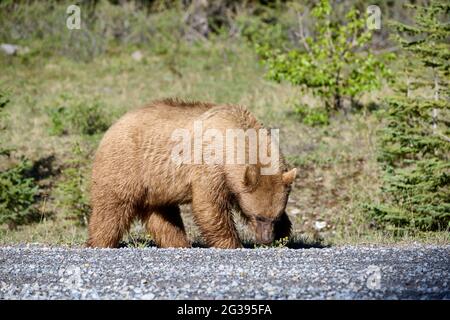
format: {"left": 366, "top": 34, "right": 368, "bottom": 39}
{"left": 87, "top": 99, "right": 296, "bottom": 248}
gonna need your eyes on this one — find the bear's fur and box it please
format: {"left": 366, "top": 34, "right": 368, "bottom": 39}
{"left": 87, "top": 99, "right": 296, "bottom": 248}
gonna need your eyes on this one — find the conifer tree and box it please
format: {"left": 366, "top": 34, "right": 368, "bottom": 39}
{"left": 371, "top": 1, "right": 449, "bottom": 231}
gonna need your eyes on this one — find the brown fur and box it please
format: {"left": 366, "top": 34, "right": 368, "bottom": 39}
{"left": 87, "top": 99, "right": 296, "bottom": 249}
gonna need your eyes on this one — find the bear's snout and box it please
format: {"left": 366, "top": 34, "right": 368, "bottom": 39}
{"left": 255, "top": 219, "right": 274, "bottom": 245}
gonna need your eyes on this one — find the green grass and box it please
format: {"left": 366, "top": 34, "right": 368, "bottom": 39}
{"left": 0, "top": 5, "right": 448, "bottom": 247}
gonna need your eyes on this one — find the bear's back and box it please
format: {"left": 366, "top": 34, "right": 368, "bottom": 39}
{"left": 92, "top": 99, "right": 266, "bottom": 204}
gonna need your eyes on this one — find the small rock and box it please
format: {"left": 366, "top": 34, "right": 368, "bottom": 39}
{"left": 0, "top": 43, "right": 29, "bottom": 56}
{"left": 314, "top": 221, "right": 327, "bottom": 230}
{"left": 141, "top": 293, "right": 155, "bottom": 300}
{"left": 131, "top": 50, "right": 143, "bottom": 62}
{"left": 1, "top": 44, "right": 19, "bottom": 55}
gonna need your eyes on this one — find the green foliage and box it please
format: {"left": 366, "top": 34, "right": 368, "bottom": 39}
{"left": 47, "top": 94, "right": 110, "bottom": 136}
{"left": 370, "top": 159, "right": 449, "bottom": 230}
{"left": 390, "top": 2, "right": 450, "bottom": 75}
{"left": 371, "top": 1, "right": 450, "bottom": 232}
{"left": 0, "top": 89, "right": 10, "bottom": 110}
{"left": 377, "top": 98, "right": 449, "bottom": 165}
{"left": 0, "top": 0, "right": 184, "bottom": 62}
{"left": 0, "top": 89, "right": 40, "bottom": 229}
{"left": 294, "top": 104, "right": 329, "bottom": 126}
{"left": 0, "top": 159, "right": 39, "bottom": 229}
{"left": 253, "top": 236, "right": 290, "bottom": 249}
{"left": 273, "top": 236, "right": 290, "bottom": 248}
{"left": 0, "top": 89, "right": 11, "bottom": 156}
{"left": 256, "top": 0, "right": 391, "bottom": 111}
{"left": 237, "top": 4, "right": 292, "bottom": 57}
{"left": 54, "top": 143, "right": 90, "bottom": 226}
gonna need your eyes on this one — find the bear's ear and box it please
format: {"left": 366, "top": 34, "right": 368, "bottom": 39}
{"left": 282, "top": 168, "right": 297, "bottom": 185}
{"left": 244, "top": 165, "right": 260, "bottom": 188}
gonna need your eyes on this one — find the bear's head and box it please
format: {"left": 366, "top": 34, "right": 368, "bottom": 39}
{"left": 229, "top": 165, "right": 296, "bottom": 245}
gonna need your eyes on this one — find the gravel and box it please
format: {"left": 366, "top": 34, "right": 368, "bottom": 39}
{"left": 0, "top": 245, "right": 449, "bottom": 299}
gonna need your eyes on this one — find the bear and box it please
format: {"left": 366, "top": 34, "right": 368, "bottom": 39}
{"left": 87, "top": 98, "right": 296, "bottom": 249}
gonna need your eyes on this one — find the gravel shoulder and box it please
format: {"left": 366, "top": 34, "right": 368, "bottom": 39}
{"left": 0, "top": 245, "right": 449, "bottom": 299}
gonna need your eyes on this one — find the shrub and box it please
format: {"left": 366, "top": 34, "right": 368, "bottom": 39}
{"left": 0, "top": 89, "right": 10, "bottom": 110}
{"left": 47, "top": 95, "right": 110, "bottom": 136}
{"left": 0, "top": 159, "right": 39, "bottom": 229}
{"left": 257, "top": 0, "right": 392, "bottom": 112}
{"left": 0, "top": 89, "right": 11, "bottom": 156}
{"left": 237, "top": 4, "right": 293, "bottom": 56}
{"left": 0, "top": 89, "right": 40, "bottom": 229}
{"left": 70, "top": 101, "right": 110, "bottom": 135}
{"left": 294, "top": 104, "right": 329, "bottom": 126}
{"left": 54, "top": 143, "right": 90, "bottom": 226}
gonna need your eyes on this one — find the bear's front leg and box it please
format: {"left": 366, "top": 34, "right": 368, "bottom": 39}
{"left": 274, "top": 211, "right": 292, "bottom": 240}
{"left": 191, "top": 185, "right": 242, "bottom": 249}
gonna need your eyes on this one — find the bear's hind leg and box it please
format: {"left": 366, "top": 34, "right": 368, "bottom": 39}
{"left": 144, "top": 206, "right": 190, "bottom": 248}
{"left": 87, "top": 201, "right": 135, "bottom": 248}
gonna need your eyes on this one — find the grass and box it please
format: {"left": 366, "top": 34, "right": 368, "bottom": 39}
{"left": 0, "top": 7, "right": 448, "bottom": 247}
